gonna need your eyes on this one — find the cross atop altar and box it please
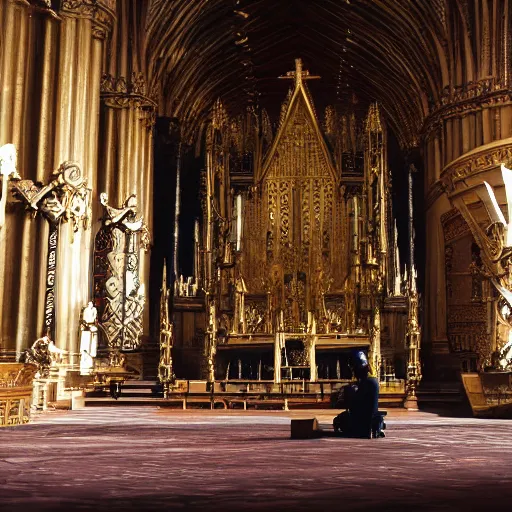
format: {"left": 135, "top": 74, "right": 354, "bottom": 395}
{"left": 279, "top": 58, "right": 320, "bottom": 87}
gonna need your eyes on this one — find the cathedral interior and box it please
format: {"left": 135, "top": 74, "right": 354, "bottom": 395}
{"left": 1, "top": 0, "right": 512, "bottom": 510}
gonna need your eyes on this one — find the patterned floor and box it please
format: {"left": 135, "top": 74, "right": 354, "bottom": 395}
{"left": 0, "top": 407, "right": 511, "bottom": 511}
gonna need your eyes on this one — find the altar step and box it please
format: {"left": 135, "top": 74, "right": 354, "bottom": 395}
{"left": 416, "top": 381, "right": 471, "bottom": 414}
{"left": 79, "top": 379, "right": 469, "bottom": 410}
{"left": 84, "top": 397, "right": 175, "bottom": 407}
{"left": 122, "top": 380, "right": 163, "bottom": 396}
{"left": 85, "top": 380, "right": 163, "bottom": 400}
{"left": 82, "top": 381, "right": 408, "bottom": 410}
{"left": 417, "top": 381, "right": 464, "bottom": 402}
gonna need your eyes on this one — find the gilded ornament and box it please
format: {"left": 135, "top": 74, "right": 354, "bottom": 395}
{"left": 185, "top": 60, "right": 419, "bottom": 391}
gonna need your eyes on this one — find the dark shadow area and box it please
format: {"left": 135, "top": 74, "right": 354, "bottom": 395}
{"left": 149, "top": 117, "right": 180, "bottom": 339}
{"left": 177, "top": 148, "right": 203, "bottom": 278}
{"left": 417, "top": 403, "right": 474, "bottom": 418}
{"left": 387, "top": 132, "right": 425, "bottom": 294}
{"left": 8, "top": 485, "right": 512, "bottom": 512}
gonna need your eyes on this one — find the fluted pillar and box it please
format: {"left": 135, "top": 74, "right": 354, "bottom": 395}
{"left": 423, "top": 83, "right": 512, "bottom": 377}
{"left": 97, "top": 0, "right": 155, "bottom": 337}
{"left": 0, "top": 0, "right": 114, "bottom": 357}
{"left": 54, "top": 0, "right": 115, "bottom": 355}
{"left": 423, "top": 185, "right": 451, "bottom": 377}
{"left": 0, "top": 0, "right": 44, "bottom": 356}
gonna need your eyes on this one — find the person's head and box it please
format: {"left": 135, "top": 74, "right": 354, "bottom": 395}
{"left": 351, "top": 350, "right": 370, "bottom": 380}
{"left": 354, "top": 364, "right": 370, "bottom": 380}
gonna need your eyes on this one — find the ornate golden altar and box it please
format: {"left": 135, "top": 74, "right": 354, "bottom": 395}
{"left": 169, "top": 60, "right": 420, "bottom": 405}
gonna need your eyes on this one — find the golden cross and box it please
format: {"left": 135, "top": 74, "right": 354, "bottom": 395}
{"left": 279, "top": 58, "right": 321, "bottom": 87}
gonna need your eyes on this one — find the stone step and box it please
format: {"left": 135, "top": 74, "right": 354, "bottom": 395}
{"left": 417, "top": 395, "right": 464, "bottom": 404}
{"left": 83, "top": 397, "right": 219, "bottom": 408}
{"left": 122, "top": 380, "right": 160, "bottom": 389}
{"left": 82, "top": 392, "right": 409, "bottom": 410}
{"left": 84, "top": 380, "right": 163, "bottom": 400}
{"left": 416, "top": 381, "right": 465, "bottom": 406}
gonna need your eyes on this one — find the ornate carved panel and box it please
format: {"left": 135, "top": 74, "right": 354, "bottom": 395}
{"left": 242, "top": 88, "right": 338, "bottom": 332}
{"left": 442, "top": 209, "right": 471, "bottom": 243}
{"left": 443, "top": 223, "right": 491, "bottom": 366}
{"left": 244, "top": 298, "right": 267, "bottom": 334}
{"left": 93, "top": 194, "right": 150, "bottom": 351}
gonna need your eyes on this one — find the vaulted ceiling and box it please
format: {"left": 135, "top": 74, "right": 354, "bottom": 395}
{"left": 145, "top": 0, "right": 501, "bottom": 148}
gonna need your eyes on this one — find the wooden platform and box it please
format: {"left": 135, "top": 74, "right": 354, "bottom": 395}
{"left": 83, "top": 378, "right": 407, "bottom": 410}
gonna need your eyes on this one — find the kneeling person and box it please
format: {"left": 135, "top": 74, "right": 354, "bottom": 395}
{"left": 333, "top": 351, "right": 383, "bottom": 438}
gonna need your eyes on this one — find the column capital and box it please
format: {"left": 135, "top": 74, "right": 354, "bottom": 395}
{"left": 440, "top": 138, "right": 512, "bottom": 191}
{"left": 61, "top": 0, "right": 115, "bottom": 39}
{"left": 422, "top": 78, "right": 512, "bottom": 140}
{"left": 100, "top": 72, "right": 157, "bottom": 127}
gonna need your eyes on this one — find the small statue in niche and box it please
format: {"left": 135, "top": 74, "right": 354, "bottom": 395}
{"left": 326, "top": 305, "right": 344, "bottom": 333}
{"left": 245, "top": 304, "right": 265, "bottom": 334}
{"left": 269, "top": 263, "right": 284, "bottom": 329}
{"left": 79, "top": 302, "right": 98, "bottom": 375}
{"left": 217, "top": 314, "right": 231, "bottom": 342}
{"left": 322, "top": 229, "right": 330, "bottom": 253}
{"left": 309, "top": 265, "right": 328, "bottom": 318}
{"left": 234, "top": 275, "right": 248, "bottom": 332}
{"left": 174, "top": 275, "right": 184, "bottom": 296}
{"left": 266, "top": 230, "right": 274, "bottom": 260}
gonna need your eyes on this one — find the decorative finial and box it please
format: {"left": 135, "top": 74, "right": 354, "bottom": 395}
{"left": 278, "top": 58, "right": 321, "bottom": 88}
{"left": 295, "top": 58, "right": 303, "bottom": 85}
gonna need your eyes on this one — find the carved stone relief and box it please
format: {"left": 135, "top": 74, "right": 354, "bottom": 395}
{"left": 94, "top": 193, "right": 150, "bottom": 352}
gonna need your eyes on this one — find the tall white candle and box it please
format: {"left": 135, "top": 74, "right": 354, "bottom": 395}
{"left": 236, "top": 194, "right": 242, "bottom": 251}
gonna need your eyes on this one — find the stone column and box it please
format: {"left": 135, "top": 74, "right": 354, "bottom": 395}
{"left": 53, "top": 0, "right": 115, "bottom": 356}
{"left": 0, "top": 0, "right": 45, "bottom": 357}
{"left": 98, "top": 0, "right": 155, "bottom": 337}
{"left": 0, "top": 0, "right": 114, "bottom": 357}
{"left": 423, "top": 81, "right": 512, "bottom": 379}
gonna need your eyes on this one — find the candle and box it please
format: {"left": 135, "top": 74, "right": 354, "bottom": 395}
{"left": 236, "top": 194, "right": 243, "bottom": 251}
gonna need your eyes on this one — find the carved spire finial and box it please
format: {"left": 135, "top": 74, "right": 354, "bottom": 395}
{"left": 279, "top": 58, "right": 321, "bottom": 88}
